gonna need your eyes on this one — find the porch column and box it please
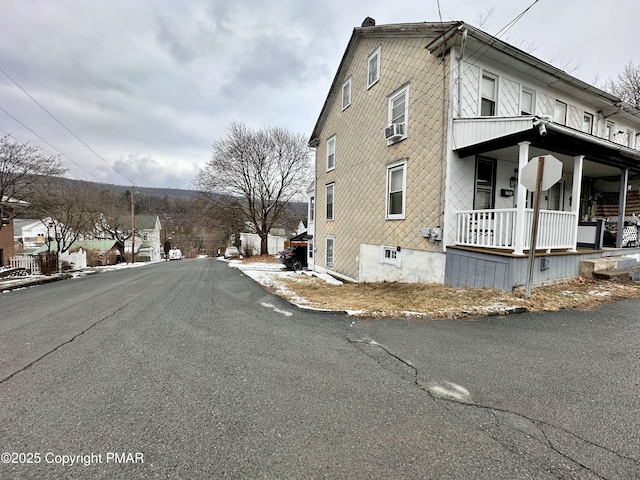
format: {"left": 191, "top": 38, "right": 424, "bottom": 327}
{"left": 568, "top": 155, "right": 584, "bottom": 252}
{"left": 513, "top": 141, "right": 530, "bottom": 255}
{"left": 616, "top": 168, "right": 629, "bottom": 248}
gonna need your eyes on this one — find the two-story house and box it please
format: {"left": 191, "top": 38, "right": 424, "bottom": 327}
{"left": 309, "top": 19, "right": 640, "bottom": 290}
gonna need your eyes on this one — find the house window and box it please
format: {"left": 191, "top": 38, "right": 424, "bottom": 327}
{"left": 326, "top": 237, "right": 334, "bottom": 268}
{"left": 606, "top": 121, "right": 614, "bottom": 140}
{"left": 386, "top": 160, "right": 406, "bottom": 219}
{"left": 521, "top": 87, "right": 535, "bottom": 115}
{"left": 326, "top": 183, "right": 334, "bottom": 221}
{"left": 309, "top": 196, "right": 315, "bottom": 223}
{"left": 481, "top": 74, "right": 497, "bottom": 116}
{"left": 553, "top": 100, "right": 567, "bottom": 125}
{"left": 367, "top": 46, "right": 381, "bottom": 88}
{"left": 387, "top": 85, "right": 409, "bottom": 144}
{"left": 380, "top": 245, "right": 401, "bottom": 267}
{"left": 342, "top": 77, "right": 352, "bottom": 110}
{"left": 326, "top": 136, "right": 335, "bottom": 171}
{"left": 582, "top": 113, "right": 593, "bottom": 134}
{"left": 627, "top": 129, "right": 634, "bottom": 148}
{"left": 474, "top": 157, "right": 496, "bottom": 210}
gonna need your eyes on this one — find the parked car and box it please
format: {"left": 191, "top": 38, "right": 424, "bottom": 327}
{"left": 168, "top": 248, "right": 183, "bottom": 260}
{"left": 224, "top": 246, "right": 240, "bottom": 259}
{"left": 280, "top": 245, "right": 307, "bottom": 271}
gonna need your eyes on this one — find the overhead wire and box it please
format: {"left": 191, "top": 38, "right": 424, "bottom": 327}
{"left": 0, "top": 65, "right": 135, "bottom": 186}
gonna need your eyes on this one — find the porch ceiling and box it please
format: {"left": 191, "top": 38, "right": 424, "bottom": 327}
{"left": 454, "top": 118, "right": 640, "bottom": 176}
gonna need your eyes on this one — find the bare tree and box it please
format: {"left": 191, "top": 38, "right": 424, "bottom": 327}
{"left": 0, "top": 135, "right": 66, "bottom": 230}
{"left": 606, "top": 62, "right": 640, "bottom": 109}
{"left": 92, "top": 189, "right": 137, "bottom": 246}
{"left": 195, "top": 123, "right": 311, "bottom": 255}
{"left": 29, "top": 179, "right": 101, "bottom": 254}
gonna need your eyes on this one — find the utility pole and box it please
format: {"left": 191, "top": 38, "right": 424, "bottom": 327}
{"left": 130, "top": 186, "right": 135, "bottom": 264}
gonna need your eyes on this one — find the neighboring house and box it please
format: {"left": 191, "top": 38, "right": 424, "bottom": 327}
{"left": 127, "top": 215, "right": 162, "bottom": 262}
{"left": 239, "top": 232, "right": 287, "bottom": 255}
{"left": 16, "top": 218, "right": 61, "bottom": 250}
{"left": 309, "top": 18, "right": 640, "bottom": 290}
{"left": 306, "top": 181, "right": 315, "bottom": 270}
{"left": 0, "top": 196, "right": 30, "bottom": 266}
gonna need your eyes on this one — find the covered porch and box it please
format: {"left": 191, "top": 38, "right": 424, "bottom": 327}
{"left": 450, "top": 116, "right": 640, "bottom": 255}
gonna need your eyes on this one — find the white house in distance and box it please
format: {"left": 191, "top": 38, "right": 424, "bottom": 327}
{"left": 308, "top": 18, "right": 640, "bottom": 290}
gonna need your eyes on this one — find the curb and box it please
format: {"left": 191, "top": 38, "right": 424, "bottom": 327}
{"left": 0, "top": 273, "right": 73, "bottom": 292}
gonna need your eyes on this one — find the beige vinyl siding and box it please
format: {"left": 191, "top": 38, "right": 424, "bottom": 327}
{"left": 314, "top": 35, "right": 449, "bottom": 280}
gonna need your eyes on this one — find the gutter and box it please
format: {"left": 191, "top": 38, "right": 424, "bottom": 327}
{"left": 533, "top": 116, "right": 640, "bottom": 162}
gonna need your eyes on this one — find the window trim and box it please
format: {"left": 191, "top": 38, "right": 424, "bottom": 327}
{"left": 480, "top": 72, "right": 498, "bottom": 117}
{"left": 380, "top": 245, "right": 401, "bottom": 267}
{"left": 521, "top": 87, "right": 535, "bottom": 115}
{"left": 386, "top": 160, "right": 407, "bottom": 220}
{"left": 582, "top": 112, "right": 594, "bottom": 134}
{"left": 387, "top": 84, "right": 409, "bottom": 145}
{"left": 326, "top": 136, "right": 336, "bottom": 172}
{"left": 367, "top": 46, "right": 381, "bottom": 89}
{"left": 342, "top": 77, "right": 352, "bottom": 110}
{"left": 554, "top": 100, "right": 567, "bottom": 125}
{"left": 326, "top": 183, "right": 334, "bottom": 221}
{"left": 326, "top": 236, "right": 335, "bottom": 269}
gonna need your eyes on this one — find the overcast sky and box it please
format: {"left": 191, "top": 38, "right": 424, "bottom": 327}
{"left": 1, "top": 0, "right": 637, "bottom": 189}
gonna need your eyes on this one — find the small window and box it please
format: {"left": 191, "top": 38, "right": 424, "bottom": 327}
{"left": 326, "top": 136, "right": 335, "bottom": 171}
{"left": 342, "top": 77, "right": 352, "bottom": 110}
{"left": 326, "top": 237, "right": 334, "bottom": 268}
{"left": 326, "top": 183, "right": 334, "bottom": 221}
{"left": 380, "top": 245, "right": 401, "bottom": 267}
{"left": 627, "top": 130, "right": 634, "bottom": 148}
{"left": 386, "top": 161, "right": 406, "bottom": 219}
{"left": 582, "top": 113, "right": 593, "bottom": 134}
{"left": 387, "top": 85, "right": 409, "bottom": 144}
{"left": 481, "top": 74, "right": 497, "bottom": 116}
{"left": 521, "top": 88, "right": 535, "bottom": 115}
{"left": 367, "top": 46, "right": 381, "bottom": 88}
{"left": 553, "top": 100, "right": 567, "bottom": 125}
{"left": 606, "top": 121, "right": 614, "bottom": 140}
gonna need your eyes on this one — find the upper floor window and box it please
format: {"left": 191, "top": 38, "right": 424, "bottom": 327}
{"left": 606, "top": 121, "right": 614, "bottom": 141}
{"left": 342, "top": 77, "right": 352, "bottom": 110}
{"left": 326, "top": 183, "right": 334, "bottom": 221}
{"left": 627, "top": 129, "right": 634, "bottom": 148}
{"left": 387, "top": 85, "right": 409, "bottom": 144}
{"left": 367, "top": 46, "right": 381, "bottom": 88}
{"left": 386, "top": 160, "right": 406, "bottom": 220}
{"left": 582, "top": 113, "right": 594, "bottom": 134}
{"left": 481, "top": 74, "right": 497, "bottom": 116}
{"left": 326, "top": 136, "right": 335, "bottom": 171}
{"left": 521, "top": 87, "right": 535, "bottom": 115}
{"left": 553, "top": 100, "right": 567, "bottom": 125}
{"left": 309, "top": 196, "right": 315, "bottom": 223}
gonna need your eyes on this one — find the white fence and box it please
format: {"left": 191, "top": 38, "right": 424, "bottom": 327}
{"left": 456, "top": 209, "right": 577, "bottom": 251}
{"left": 9, "top": 255, "right": 41, "bottom": 274}
{"left": 10, "top": 250, "right": 87, "bottom": 274}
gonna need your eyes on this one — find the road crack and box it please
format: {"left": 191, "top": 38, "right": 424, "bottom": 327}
{"left": 347, "top": 335, "right": 639, "bottom": 479}
{"left": 0, "top": 302, "right": 132, "bottom": 385}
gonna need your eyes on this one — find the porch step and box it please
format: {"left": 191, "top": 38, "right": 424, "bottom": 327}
{"left": 580, "top": 256, "right": 639, "bottom": 278}
{"left": 593, "top": 266, "right": 640, "bottom": 283}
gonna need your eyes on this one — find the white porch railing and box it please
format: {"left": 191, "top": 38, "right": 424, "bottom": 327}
{"left": 456, "top": 209, "right": 577, "bottom": 251}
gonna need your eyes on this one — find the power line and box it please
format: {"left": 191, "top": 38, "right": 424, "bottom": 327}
{"left": 0, "top": 107, "right": 104, "bottom": 183}
{"left": 0, "top": 65, "right": 134, "bottom": 185}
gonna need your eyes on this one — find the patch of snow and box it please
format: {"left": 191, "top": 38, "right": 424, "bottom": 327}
{"left": 588, "top": 290, "right": 611, "bottom": 297}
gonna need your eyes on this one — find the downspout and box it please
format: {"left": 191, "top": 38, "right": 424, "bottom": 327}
{"left": 456, "top": 28, "right": 467, "bottom": 119}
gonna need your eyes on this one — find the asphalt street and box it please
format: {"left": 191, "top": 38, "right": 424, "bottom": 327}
{"left": 0, "top": 258, "right": 638, "bottom": 479}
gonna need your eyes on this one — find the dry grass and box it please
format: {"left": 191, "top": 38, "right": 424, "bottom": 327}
{"left": 271, "top": 274, "right": 640, "bottom": 320}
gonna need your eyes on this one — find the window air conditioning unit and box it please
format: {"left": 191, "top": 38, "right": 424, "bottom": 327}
{"left": 384, "top": 123, "right": 404, "bottom": 142}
